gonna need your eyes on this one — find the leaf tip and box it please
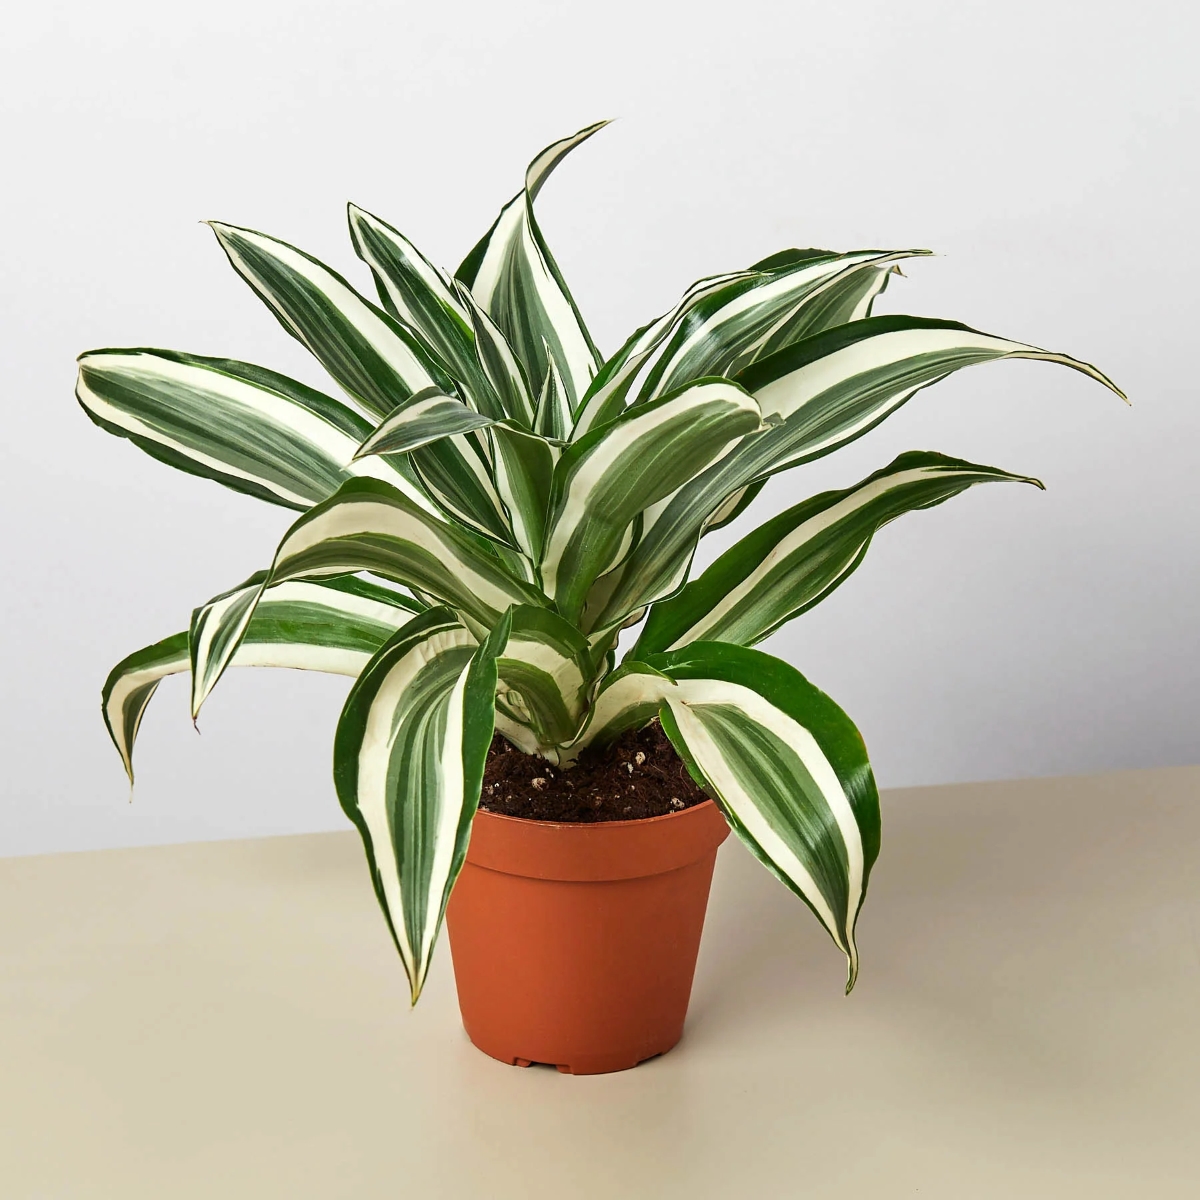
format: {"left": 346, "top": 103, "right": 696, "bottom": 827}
{"left": 844, "top": 955, "right": 859, "bottom": 995}
{"left": 202, "top": 220, "right": 235, "bottom": 245}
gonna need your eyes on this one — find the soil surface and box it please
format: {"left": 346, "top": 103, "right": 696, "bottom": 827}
{"left": 479, "top": 721, "right": 711, "bottom": 823}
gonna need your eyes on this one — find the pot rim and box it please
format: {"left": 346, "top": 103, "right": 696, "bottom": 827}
{"left": 473, "top": 795, "right": 720, "bottom": 833}
{"left": 466, "top": 798, "right": 730, "bottom": 881}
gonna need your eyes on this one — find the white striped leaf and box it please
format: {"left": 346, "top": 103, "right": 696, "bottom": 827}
{"left": 570, "top": 270, "right": 758, "bottom": 440}
{"left": 496, "top": 606, "right": 595, "bottom": 749}
{"left": 539, "top": 379, "right": 764, "bottom": 624}
{"left": 353, "top": 387, "right": 496, "bottom": 457}
{"left": 489, "top": 421, "right": 560, "bottom": 562}
{"left": 587, "top": 316, "right": 1125, "bottom": 632}
{"left": 456, "top": 122, "right": 607, "bottom": 409}
{"left": 569, "top": 644, "right": 880, "bottom": 990}
{"left": 103, "top": 576, "right": 422, "bottom": 783}
{"left": 740, "top": 248, "right": 905, "bottom": 363}
{"left": 532, "top": 348, "right": 572, "bottom": 440}
{"left": 333, "top": 607, "right": 511, "bottom": 1003}
{"left": 346, "top": 203, "right": 499, "bottom": 409}
{"left": 346, "top": 401, "right": 510, "bottom": 547}
{"left": 574, "top": 251, "right": 921, "bottom": 565}
{"left": 188, "top": 477, "right": 548, "bottom": 716}
{"left": 635, "top": 451, "right": 1041, "bottom": 655}
{"left": 453, "top": 281, "right": 538, "bottom": 426}
{"left": 556, "top": 659, "right": 674, "bottom": 764}
{"left": 76, "top": 348, "right": 434, "bottom": 512}
{"left": 349, "top": 386, "right": 516, "bottom": 546}
{"left": 406, "top": 428, "right": 516, "bottom": 546}
{"left": 568, "top": 248, "right": 915, "bottom": 441}
{"left": 734, "top": 314, "right": 1126, "bottom": 478}
{"left": 208, "top": 222, "right": 452, "bottom": 419}
{"left": 655, "top": 643, "right": 880, "bottom": 992}
{"left": 633, "top": 250, "right": 930, "bottom": 404}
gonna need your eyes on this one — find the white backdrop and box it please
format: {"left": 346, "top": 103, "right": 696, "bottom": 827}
{"left": 2, "top": 0, "right": 1196, "bottom": 856}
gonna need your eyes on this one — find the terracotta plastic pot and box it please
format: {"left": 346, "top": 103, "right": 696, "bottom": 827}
{"left": 446, "top": 800, "right": 730, "bottom": 1075}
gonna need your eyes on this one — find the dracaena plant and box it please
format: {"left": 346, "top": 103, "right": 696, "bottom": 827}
{"left": 83, "top": 122, "right": 1122, "bottom": 1002}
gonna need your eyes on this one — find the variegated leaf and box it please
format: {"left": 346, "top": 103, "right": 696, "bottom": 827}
{"left": 742, "top": 249, "right": 904, "bottom": 363}
{"left": 347, "top": 204, "right": 501, "bottom": 415}
{"left": 103, "top": 576, "right": 422, "bottom": 783}
{"left": 456, "top": 122, "right": 607, "bottom": 408}
{"left": 569, "top": 643, "right": 880, "bottom": 991}
{"left": 569, "top": 249, "right": 919, "bottom": 441}
{"left": 350, "top": 387, "right": 516, "bottom": 546}
{"left": 76, "top": 348, "right": 435, "bottom": 513}
{"left": 353, "top": 388, "right": 496, "bottom": 458}
{"left": 489, "top": 421, "right": 561, "bottom": 562}
{"left": 453, "top": 281, "right": 537, "bottom": 426}
{"left": 496, "top": 606, "right": 595, "bottom": 749}
{"left": 539, "top": 379, "right": 763, "bottom": 624}
{"left": 570, "top": 270, "right": 757, "bottom": 440}
{"left": 532, "top": 348, "right": 572, "bottom": 440}
{"left": 208, "top": 222, "right": 452, "bottom": 419}
{"left": 654, "top": 643, "right": 880, "bottom": 992}
{"left": 334, "top": 607, "right": 510, "bottom": 1002}
{"left": 588, "top": 316, "right": 1124, "bottom": 632}
{"left": 407, "top": 429, "right": 516, "bottom": 546}
{"left": 635, "top": 451, "right": 1041, "bottom": 655}
{"left": 735, "top": 315, "right": 1126, "bottom": 477}
{"left": 633, "top": 250, "right": 930, "bottom": 404}
{"left": 189, "top": 477, "right": 547, "bottom": 716}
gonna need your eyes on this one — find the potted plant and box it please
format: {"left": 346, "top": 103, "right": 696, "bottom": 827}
{"left": 85, "top": 122, "right": 1122, "bottom": 1074}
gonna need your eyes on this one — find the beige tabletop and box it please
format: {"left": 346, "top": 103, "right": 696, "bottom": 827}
{"left": 2, "top": 765, "right": 1198, "bottom": 1198}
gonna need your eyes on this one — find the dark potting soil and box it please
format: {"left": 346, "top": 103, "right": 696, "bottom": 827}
{"left": 479, "top": 721, "right": 710, "bottom": 823}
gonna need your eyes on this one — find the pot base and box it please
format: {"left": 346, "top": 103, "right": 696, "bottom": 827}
{"left": 475, "top": 1038, "right": 679, "bottom": 1075}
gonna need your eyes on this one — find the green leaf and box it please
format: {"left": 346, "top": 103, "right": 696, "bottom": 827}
{"left": 539, "top": 378, "right": 764, "bottom": 625}
{"left": 569, "top": 643, "right": 881, "bottom": 991}
{"left": 103, "top": 576, "right": 422, "bottom": 783}
{"left": 208, "top": 221, "right": 452, "bottom": 420}
{"left": 76, "top": 348, "right": 435, "bottom": 513}
{"left": 188, "top": 477, "right": 548, "bottom": 716}
{"left": 456, "top": 122, "right": 607, "bottom": 409}
{"left": 635, "top": 451, "right": 1042, "bottom": 655}
{"left": 334, "top": 606, "right": 511, "bottom": 1003}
